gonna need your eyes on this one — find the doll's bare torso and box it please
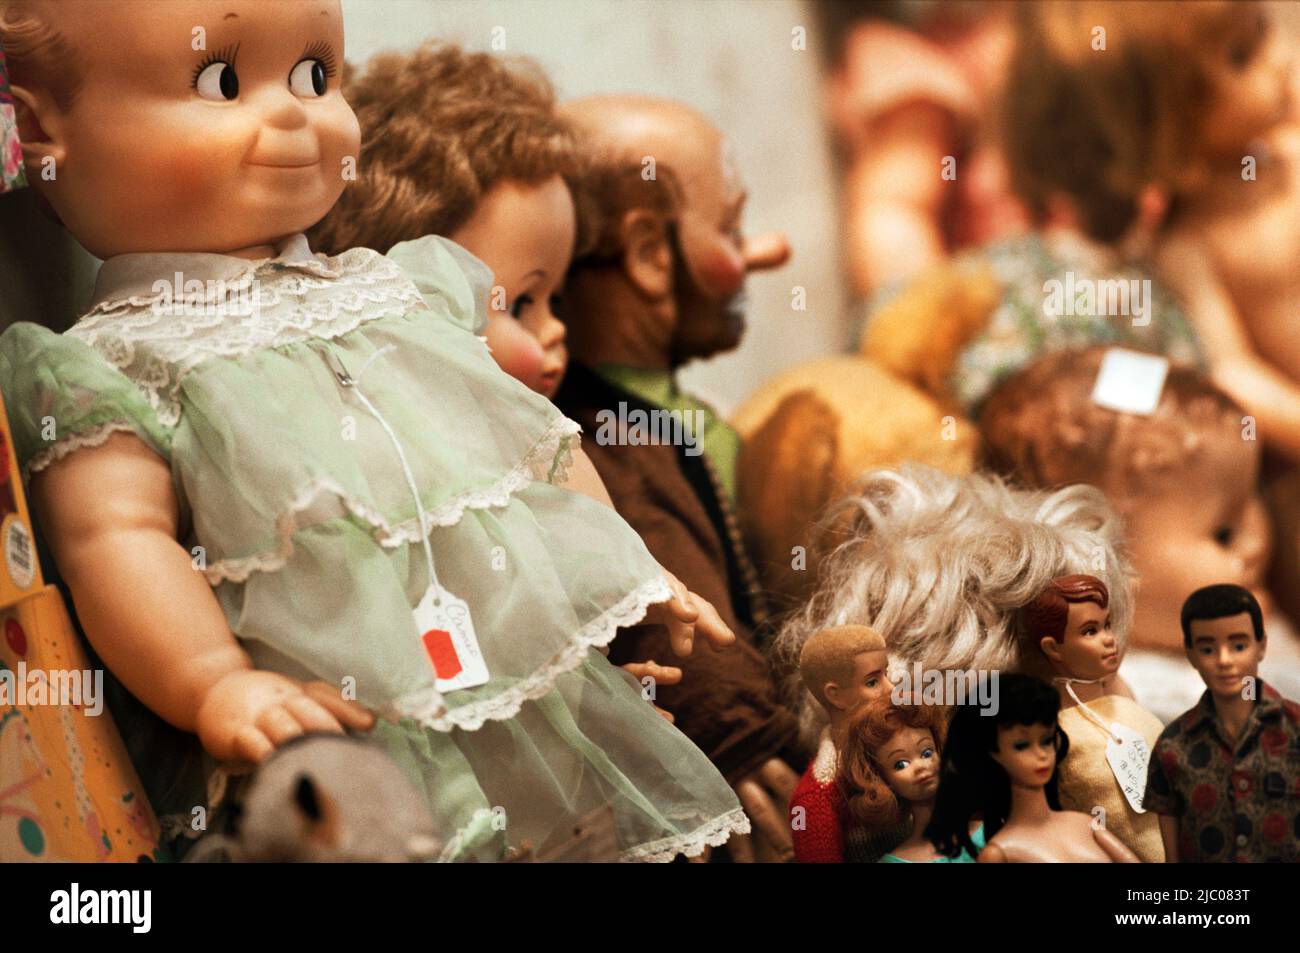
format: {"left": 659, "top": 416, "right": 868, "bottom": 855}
{"left": 985, "top": 810, "right": 1116, "bottom": 863}
{"left": 1176, "top": 124, "right": 1300, "bottom": 378}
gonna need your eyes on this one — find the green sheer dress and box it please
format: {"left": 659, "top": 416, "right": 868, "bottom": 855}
{"left": 0, "top": 234, "right": 748, "bottom": 861}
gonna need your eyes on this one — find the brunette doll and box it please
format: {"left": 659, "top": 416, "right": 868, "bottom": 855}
{"left": 925, "top": 673, "right": 1139, "bottom": 863}
{"left": 836, "top": 694, "right": 982, "bottom": 864}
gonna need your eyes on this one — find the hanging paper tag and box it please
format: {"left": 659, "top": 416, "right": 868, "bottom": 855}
{"left": 1105, "top": 721, "right": 1150, "bottom": 814}
{"left": 415, "top": 584, "right": 489, "bottom": 692}
{"left": 1090, "top": 348, "right": 1169, "bottom": 416}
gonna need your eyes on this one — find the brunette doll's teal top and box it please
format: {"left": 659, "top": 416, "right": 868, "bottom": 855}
{"left": 0, "top": 234, "right": 748, "bottom": 862}
{"left": 880, "top": 825, "right": 985, "bottom": 863}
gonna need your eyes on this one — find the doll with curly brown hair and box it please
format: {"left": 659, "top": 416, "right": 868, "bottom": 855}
{"left": 836, "top": 694, "right": 981, "bottom": 863}
{"left": 309, "top": 42, "right": 582, "bottom": 400}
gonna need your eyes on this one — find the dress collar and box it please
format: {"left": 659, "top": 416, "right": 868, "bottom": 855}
{"left": 88, "top": 233, "right": 337, "bottom": 314}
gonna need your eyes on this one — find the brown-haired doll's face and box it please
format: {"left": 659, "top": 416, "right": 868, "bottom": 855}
{"left": 991, "top": 722, "right": 1057, "bottom": 790}
{"left": 17, "top": 0, "right": 360, "bottom": 259}
{"left": 1201, "top": 6, "right": 1294, "bottom": 157}
{"left": 1039, "top": 599, "right": 1120, "bottom": 681}
{"left": 873, "top": 726, "right": 940, "bottom": 804}
{"left": 451, "top": 175, "right": 574, "bottom": 398}
{"left": 1120, "top": 416, "right": 1271, "bottom": 654}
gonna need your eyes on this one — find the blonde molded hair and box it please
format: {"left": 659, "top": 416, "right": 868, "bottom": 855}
{"left": 798, "top": 624, "right": 886, "bottom": 710}
{"left": 308, "top": 42, "right": 586, "bottom": 256}
{"left": 774, "top": 465, "right": 1133, "bottom": 741}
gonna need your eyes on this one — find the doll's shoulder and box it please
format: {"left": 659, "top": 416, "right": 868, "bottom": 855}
{"left": 0, "top": 321, "right": 173, "bottom": 477}
{"left": 386, "top": 235, "right": 493, "bottom": 336}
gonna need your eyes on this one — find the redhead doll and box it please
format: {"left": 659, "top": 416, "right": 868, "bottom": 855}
{"left": 835, "top": 694, "right": 983, "bottom": 864}
{"left": 308, "top": 43, "right": 573, "bottom": 400}
{"left": 925, "top": 673, "right": 1139, "bottom": 862}
{"left": 0, "top": 0, "right": 748, "bottom": 861}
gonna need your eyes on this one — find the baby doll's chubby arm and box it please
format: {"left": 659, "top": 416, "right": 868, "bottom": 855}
{"left": 29, "top": 432, "right": 374, "bottom": 763}
{"left": 1156, "top": 231, "right": 1300, "bottom": 460}
{"left": 560, "top": 445, "right": 736, "bottom": 656}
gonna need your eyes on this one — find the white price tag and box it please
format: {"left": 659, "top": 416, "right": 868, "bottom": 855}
{"left": 415, "top": 584, "right": 489, "bottom": 692}
{"left": 1105, "top": 721, "right": 1150, "bottom": 814}
{"left": 1090, "top": 348, "right": 1169, "bottom": 416}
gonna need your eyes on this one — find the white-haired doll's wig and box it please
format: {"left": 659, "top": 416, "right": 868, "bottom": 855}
{"left": 775, "top": 465, "right": 1134, "bottom": 741}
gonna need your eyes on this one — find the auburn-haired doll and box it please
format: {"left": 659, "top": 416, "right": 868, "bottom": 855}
{"left": 836, "top": 694, "right": 980, "bottom": 863}
{"left": 310, "top": 42, "right": 582, "bottom": 399}
{"left": 925, "top": 673, "right": 1139, "bottom": 862}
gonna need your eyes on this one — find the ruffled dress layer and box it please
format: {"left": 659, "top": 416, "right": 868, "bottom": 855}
{"left": 0, "top": 234, "right": 747, "bottom": 861}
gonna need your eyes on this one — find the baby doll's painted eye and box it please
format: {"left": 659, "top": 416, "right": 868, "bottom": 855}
{"left": 510, "top": 294, "right": 534, "bottom": 320}
{"left": 290, "top": 59, "right": 328, "bottom": 98}
{"left": 892, "top": 759, "right": 909, "bottom": 771}
{"left": 1214, "top": 525, "right": 1234, "bottom": 547}
{"left": 195, "top": 61, "right": 239, "bottom": 101}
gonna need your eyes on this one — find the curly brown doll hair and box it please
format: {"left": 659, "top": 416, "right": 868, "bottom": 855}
{"left": 836, "top": 695, "right": 950, "bottom": 828}
{"left": 308, "top": 42, "right": 591, "bottom": 256}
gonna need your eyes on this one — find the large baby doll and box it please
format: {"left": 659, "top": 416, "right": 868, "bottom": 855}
{"left": 979, "top": 345, "right": 1300, "bottom": 720}
{"left": 0, "top": 0, "right": 749, "bottom": 862}
{"left": 1004, "top": 1, "right": 1300, "bottom": 460}
{"left": 554, "top": 94, "right": 803, "bottom": 861}
{"left": 308, "top": 43, "right": 574, "bottom": 400}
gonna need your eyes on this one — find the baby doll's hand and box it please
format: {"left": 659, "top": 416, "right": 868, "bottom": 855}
{"left": 196, "top": 670, "right": 376, "bottom": 764}
{"left": 645, "top": 569, "right": 736, "bottom": 657}
{"left": 620, "top": 660, "right": 683, "bottom": 723}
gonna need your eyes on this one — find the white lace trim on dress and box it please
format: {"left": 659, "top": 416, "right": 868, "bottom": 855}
{"left": 23, "top": 420, "right": 151, "bottom": 479}
{"left": 200, "top": 416, "right": 581, "bottom": 585}
{"left": 618, "top": 807, "right": 751, "bottom": 863}
{"left": 68, "top": 249, "right": 430, "bottom": 427}
{"left": 385, "top": 571, "right": 674, "bottom": 732}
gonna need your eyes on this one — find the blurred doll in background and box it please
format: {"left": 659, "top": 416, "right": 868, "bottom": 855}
{"left": 980, "top": 346, "right": 1300, "bottom": 721}
{"left": 1005, "top": 1, "right": 1300, "bottom": 460}
{"left": 308, "top": 43, "right": 574, "bottom": 400}
{"left": 926, "top": 673, "right": 1139, "bottom": 862}
{"left": 836, "top": 694, "right": 982, "bottom": 864}
{"left": 822, "top": 0, "right": 1027, "bottom": 300}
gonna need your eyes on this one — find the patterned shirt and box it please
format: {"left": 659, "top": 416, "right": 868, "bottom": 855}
{"left": 1143, "top": 681, "right": 1300, "bottom": 862}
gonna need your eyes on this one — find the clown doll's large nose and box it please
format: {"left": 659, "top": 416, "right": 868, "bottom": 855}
{"left": 742, "top": 231, "right": 792, "bottom": 272}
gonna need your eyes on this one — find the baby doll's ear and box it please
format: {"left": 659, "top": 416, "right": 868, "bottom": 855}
{"left": 618, "top": 208, "right": 673, "bottom": 301}
{"left": 7, "top": 83, "right": 67, "bottom": 170}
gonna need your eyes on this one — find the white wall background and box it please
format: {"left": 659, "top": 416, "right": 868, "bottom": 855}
{"left": 342, "top": 0, "right": 848, "bottom": 413}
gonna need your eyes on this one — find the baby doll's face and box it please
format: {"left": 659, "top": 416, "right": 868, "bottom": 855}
{"left": 1119, "top": 419, "right": 1271, "bottom": 654}
{"left": 451, "top": 175, "right": 574, "bottom": 398}
{"left": 1185, "top": 612, "right": 1266, "bottom": 703}
{"left": 992, "top": 722, "right": 1057, "bottom": 790}
{"left": 21, "top": 0, "right": 359, "bottom": 258}
{"left": 1039, "top": 599, "right": 1119, "bottom": 681}
{"left": 873, "top": 727, "right": 940, "bottom": 804}
{"left": 1201, "top": 6, "right": 1294, "bottom": 157}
